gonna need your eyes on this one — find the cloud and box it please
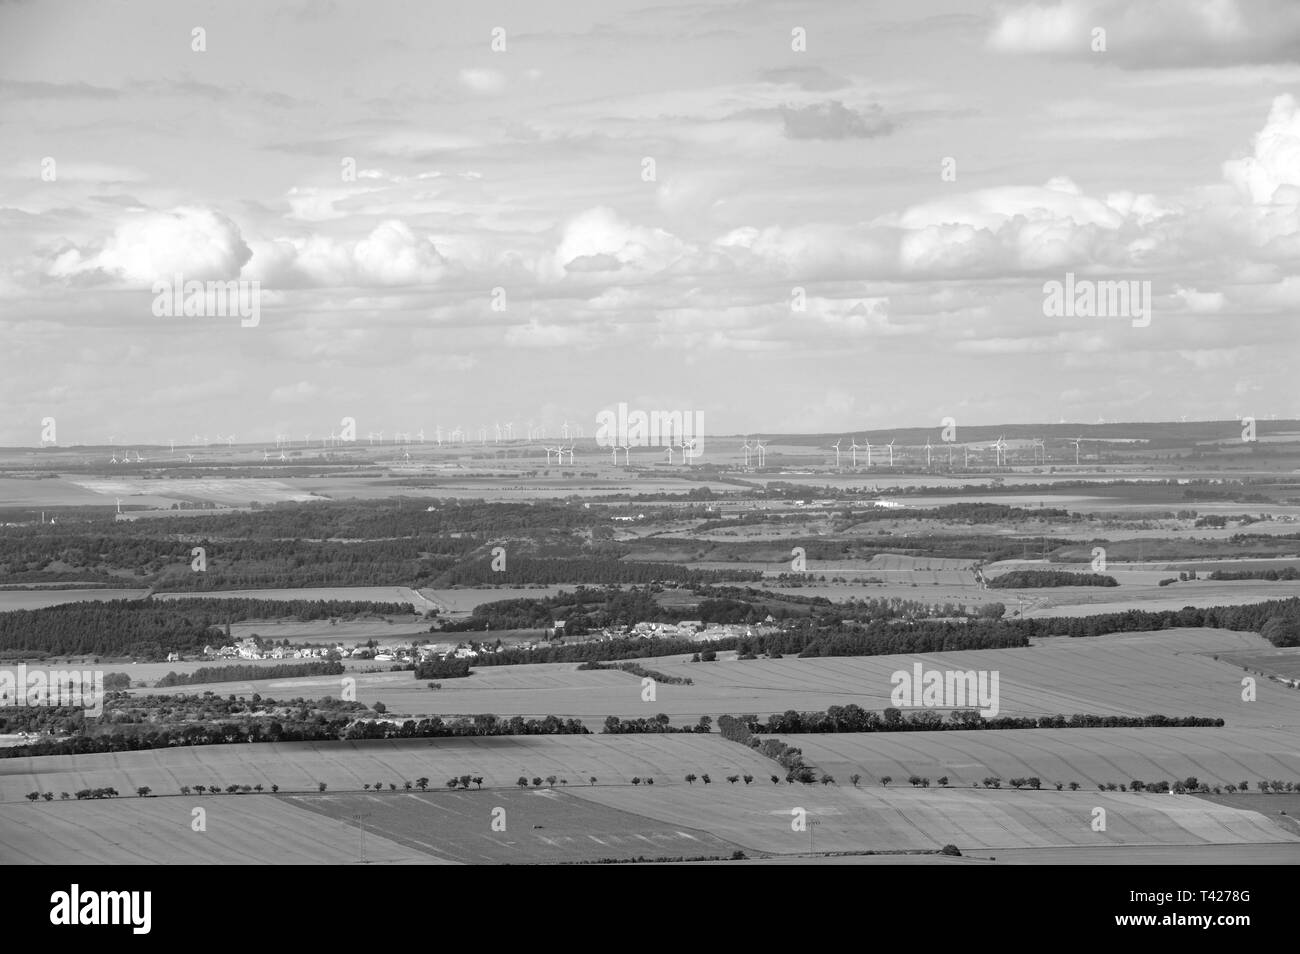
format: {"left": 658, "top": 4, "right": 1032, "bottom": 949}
{"left": 44, "top": 207, "right": 252, "bottom": 284}
{"left": 457, "top": 69, "right": 507, "bottom": 93}
{"left": 1223, "top": 94, "right": 1300, "bottom": 203}
{"left": 988, "top": 0, "right": 1300, "bottom": 69}
{"left": 779, "top": 100, "right": 895, "bottom": 139}
{"left": 544, "top": 206, "right": 690, "bottom": 281}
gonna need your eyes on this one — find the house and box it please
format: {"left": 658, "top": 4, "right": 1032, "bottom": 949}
{"left": 166, "top": 652, "right": 181, "bottom": 663}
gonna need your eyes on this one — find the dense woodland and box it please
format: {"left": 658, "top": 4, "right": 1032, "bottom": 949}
{"left": 986, "top": 570, "right": 1119, "bottom": 588}
{"left": 155, "top": 660, "right": 345, "bottom": 687}
{"left": 0, "top": 597, "right": 409, "bottom": 659}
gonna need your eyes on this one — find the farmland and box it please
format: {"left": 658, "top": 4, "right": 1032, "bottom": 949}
{"left": 773, "top": 728, "right": 1300, "bottom": 791}
{"left": 0, "top": 735, "right": 779, "bottom": 804}
{"left": 283, "top": 789, "right": 743, "bottom": 864}
{"left": 5, "top": 425, "right": 1300, "bottom": 868}
{"left": 127, "top": 627, "right": 1300, "bottom": 727}
{"left": 566, "top": 784, "right": 1299, "bottom": 853}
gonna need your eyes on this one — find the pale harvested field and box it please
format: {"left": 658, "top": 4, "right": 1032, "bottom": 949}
{"left": 155, "top": 586, "right": 433, "bottom": 608}
{"left": 1020, "top": 581, "right": 1300, "bottom": 616}
{"left": 70, "top": 477, "right": 317, "bottom": 506}
{"left": 0, "top": 476, "right": 109, "bottom": 506}
{"left": 0, "top": 735, "right": 778, "bottom": 804}
{"left": 567, "top": 785, "right": 1298, "bottom": 853}
{"left": 777, "top": 728, "right": 1300, "bottom": 790}
{"left": 0, "top": 795, "right": 441, "bottom": 864}
{"left": 133, "top": 628, "right": 1300, "bottom": 728}
{"left": 419, "top": 586, "right": 571, "bottom": 614}
{"left": 0, "top": 588, "right": 149, "bottom": 611}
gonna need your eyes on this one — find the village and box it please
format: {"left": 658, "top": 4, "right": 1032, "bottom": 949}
{"left": 189, "top": 615, "right": 791, "bottom": 665}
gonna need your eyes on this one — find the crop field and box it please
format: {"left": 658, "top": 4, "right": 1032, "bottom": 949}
{"left": 774, "top": 728, "right": 1300, "bottom": 791}
{"left": 567, "top": 784, "right": 1299, "bottom": 853}
{"left": 0, "top": 588, "right": 149, "bottom": 611}
{"left": 0, "top": 476, "right": 109, "bottom": 507}
{"left": 0, "top": 795, "right": 440, "bottom": 865}
{"left": 154, "top": 586, "right": 432, "bottom": 607}
{"left": 1216, "top": 647, "right": 1300, "bottom": 681}
{"left": 282, "top": 789, "right": 743, "bottom": 863}
{"left": 0, "top": 735, "right": 779, "bottom": 804}
{"left": 1019, "top": 582, "right": 1300, "bottom": 617}
{"left": 132, "top": 627, "right": 1300, "bottom": 727}
{"left": 69, "top": 477, "right": 318, "bottom": 507}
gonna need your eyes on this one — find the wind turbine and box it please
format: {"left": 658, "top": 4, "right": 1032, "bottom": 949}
{"left": 115, "top": 498, "right": 122, "bottom": 515}
{"left": 1071, "top": 437, "right": 1083, "bottom": 466}
{"left": 610, "top": 444, "right": 620, "bottom": 465}
{"left": 887, "top": 439, "right": 895, "bottom": 467}
{"left": 561, "top": 420, "right": 573, "bottom": 440}
{"left": 620, "top": 442, "right": 633, "bottom": 465}
{"left": 503, "top": 422, "right": 514, "bottom": 441}
{"left": 1032, "top": 438, "right": 1045, "bottom": 465}
{"left": 831, "top": 439, "right": 842, "bottom": 468}
{"left": 994, "top": 436, "right": 1006, "bottom": 467}
{"left": 754, "top": 439, "right": 766, "bottom": 467}
{"left": 563, "top": 445, "right": 575, "bottom": 465}
{"left": 924, "top": 439, "right": 933, "bottom": 469}
{"left": 226, "top": 435, "right": 234, "bottom": 448}
{"left": 742, "top": 437, "right": 753, "bottom": 467}
{"left": 665, "top": 444, "right": 676, "bottom": 464}
{"left": 477, "top": 426, "right": 487, "bottom": 445}
{"left": 863, "top": 438, "right": 873, "bottom": 468}
{"left": 187, "top": 453, "right": 195, "bottom": 464}
{"left": 169, "top": 439, "right": 176, "bottom": 454}
{"left": 264, "top": 451, "right": 271, "bottom": 462}
{"left": 850, "top": 438, "right": 862, "bottom": 468}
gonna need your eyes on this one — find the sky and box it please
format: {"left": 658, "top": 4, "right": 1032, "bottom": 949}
{"left": 2, "top": 0, "right": 1300, "bottom": 446}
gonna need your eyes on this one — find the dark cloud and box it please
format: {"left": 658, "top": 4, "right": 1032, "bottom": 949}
{"left": 779, "top": 101, "right": 894, "bottom": 140}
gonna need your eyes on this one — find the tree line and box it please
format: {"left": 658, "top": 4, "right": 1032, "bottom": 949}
{"left": 0, "top": 597, "right": 412, "bottom": 658}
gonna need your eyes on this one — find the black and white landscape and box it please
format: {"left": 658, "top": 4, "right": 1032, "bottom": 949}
{"left": 2, "top": 0, "right": 1299, "bottom": 879}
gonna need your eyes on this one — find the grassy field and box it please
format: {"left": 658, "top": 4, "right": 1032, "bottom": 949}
{"left": 774, "top": 727, "right": 1300, "bottom": 791}
{"left": 0, "top": 735, "right": 779, "bottom": 803}
{"left": 567, "top": 784, "right": 1299, "bottom": 853}
{"left": 0, "top": 588, "right": 150, "bottom": 611}
{"left": 0, "top": 794, "right": 442, "bottom": 864}
{"left": 283, "top": 789, "right": 743, "bottom": 863}
{"left": 118, "top": 627, "right": 1300, "bottom": 728}
{"left": 154, "top": 586, "right": 433, "bottom": 607}
{"left": 1217, "top": 647, "right": 1300, "bottom": 681}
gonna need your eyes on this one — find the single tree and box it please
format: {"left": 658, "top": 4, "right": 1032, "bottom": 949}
{"left": 137, "top": 786, "right": 152, "bottom": 797}
{"left": 516, "top": 777, "right": 529, "bottom": 789}
{"left": 881, "top": 776, "right": 892, "bottom": 787}
{"left": 546, "top": 775, "right": 557, "bottom": 787}
{"left": 743, "top": 774, "right": 754, "bottom": 785}
{"left": 685, "top": 774, "right": 697, "bottom": 785}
